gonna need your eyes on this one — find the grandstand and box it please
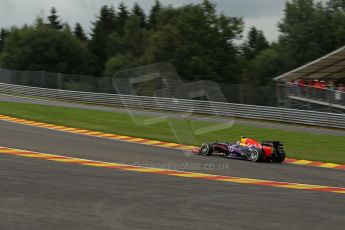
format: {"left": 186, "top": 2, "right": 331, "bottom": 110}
{"left": 274, "top": 46, "right": 345, "bottom": 113}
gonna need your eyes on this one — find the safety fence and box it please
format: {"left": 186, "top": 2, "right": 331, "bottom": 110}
{"left": 287, "top": 82, "right": 345, "bottom": 107}
{"left": 0, "top": 82, "right": 344, "bottom": 129}
{"left": 0, "top": 68, "right": 277, "bottom": 107}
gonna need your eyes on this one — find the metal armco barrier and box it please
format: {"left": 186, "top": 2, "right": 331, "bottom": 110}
{"left": 0, "top": 82, "right": 344, "bottom": 129}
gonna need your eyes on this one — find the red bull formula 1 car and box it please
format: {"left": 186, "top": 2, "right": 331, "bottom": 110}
{"left": 193, "top": 137, "right": 286, "bottom": 163}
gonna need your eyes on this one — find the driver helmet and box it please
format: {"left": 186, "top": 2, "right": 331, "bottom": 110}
{"left": 240, "top": 136, "right": 247, "bottom": 145}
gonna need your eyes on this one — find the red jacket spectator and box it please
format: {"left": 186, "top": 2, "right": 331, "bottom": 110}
{"left": 313, "top": 80, "right": 321, "bottom": 89}
{"left": 298, "top": 79, "right": 305, "bottom": 87}
{"left": 320, "top": 81, "right": 327, "bottom": 89}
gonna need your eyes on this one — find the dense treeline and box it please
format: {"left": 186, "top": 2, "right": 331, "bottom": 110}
{"left": 0, "top": 0, "right": 345, "bottom": 87}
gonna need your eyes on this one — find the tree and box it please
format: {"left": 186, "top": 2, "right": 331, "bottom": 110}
{"left": 238, "top": 0, "right": 345, "bottom": 87}
{"left": 62, "top": 23, "right": 72, "bottom": 35}
{"left": 242, "top": 27, "right": 269, "bottom": 60}
{"left": 325, "top": 0, "right": 345, "bottom": 47}
{"left": 73, "top": 23, "right": 87, "bottom": 41}
{"left": 242, "top": 47, "right": 286, "bottom": 86}
{"left": 148, "top": 0, "right": 162, "bottom": 29}
{"left": 47, "top": 7, "right": 63, "bottom": 30}
{"left": 327, "top": 0, "right": 345, "bottom": 11}
{"left": 278, "top": 0, "right": 334, "bottom": 68}
{"left": 104, "top": 54, "right": 129, "bottom": 76}
{"left": 132, "top": 3, "right": 146, "bottom": 28}
{"left": 240, "top": 47, "right": 287, "bottom": 105}
{"left": 117, "top": 2, "right": 130, "bottom": 35}
{"left": 1, "top": 24, "right": 95, "bottom": 74}
{"left": 105, "top": 15, "right": 148, "bottom": 75}
{"left": 0, "top": 28, "right": 10, "bottom": 53}
{"left": 144, "top": 1, "right": 243, "bottom": 83}
{"left": 89, "top": 5, "right": 117, "bottom": 74}
{"left": 120, "top": 16, "right": 147, "bottom": 57}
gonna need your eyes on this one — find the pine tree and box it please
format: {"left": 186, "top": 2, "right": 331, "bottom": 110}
{"left": 243, "top": 27, "right": 269, "bottom": 60}
{"left": 117, "top": 2, "right": 130, "bottom": 35}
{"left": 63, "top": 23, "right": 72, "bottom": 34}
{"left": 47, "top": 7, "right": 63, "bottom": 30}
{"left": 74, "top": 23, "right": 87, "bottom": 41}
{"left": 0, "top": 28, "right": 10, "bottom": 53}
{"left": 247, "top": 27, "right": 259, "bottom": 49}
{"left": 132, "top": 3, "right": 146, "bottom": 28}
{"left": 34, "top": 16, "right": 45, "bottom": 28}
{"left": 89, "top": 5, "right": 118, "bottom": 74}
{"left": 327, "top": 0, "right": 345, "bottom": 11}
{"left": 105, "top": 16, "right": 148, "bottom": 75}
{"left": 148, "top": 0, "right": 162, "bottom": 29}
{"left": 100, "top": 5, "right": 117, "bottom": 32}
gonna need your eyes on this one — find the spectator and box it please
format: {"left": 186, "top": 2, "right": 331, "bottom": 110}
{"left": 307, "top": 80, "right": 314, "bottom": 97}
{"left": 313, "top": 80, "right": 321, "bottom": 99}
{"left": 319, "top": 80, "right": 327, "bottom": 99}
{"left": 313, "top": 80, "right": 321, "bottom": 90}
{"left": 338, "top": 83, "right": 345, "bottom": 92}
{"left": 308, "top": 80, "right": 314, "bottom": 87}
{"left": 298, "top": 79, "right": 306, "bottom": 95}
{"left": 335, "top": 83, "right": 345, "bottom": 102}
{"left": 288, "top": 81, "right": 298, "bottom": 95}
{"left": 328, "top": 81, "right": 336, "bottom": 90}
{"left": 320, "top": 80, "right": 327, "bottom": 89}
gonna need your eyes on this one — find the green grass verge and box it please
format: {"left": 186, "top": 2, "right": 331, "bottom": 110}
{"left": 0, "top": 101, "right": 344, "bottom": 164}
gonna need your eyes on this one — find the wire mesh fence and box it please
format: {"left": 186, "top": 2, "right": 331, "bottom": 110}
{"left": 287, "top": 82, "right": 345, "bottom": 107}
{"left": 0, "top": 68, "right": 116, "bottom": 93}
{"left": 0, "top": 68, "right": 278, "bottom": 107}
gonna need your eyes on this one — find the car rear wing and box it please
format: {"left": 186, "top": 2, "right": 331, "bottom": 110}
{"left": 261, "top": 141, "right": 284, "bottom": 151}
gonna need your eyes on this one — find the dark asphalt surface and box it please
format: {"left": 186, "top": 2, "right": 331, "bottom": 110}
{"left": 1, "top": 120, "right": 345, "bottom": 187}
{"left": 0, "top": 120, "right": 345, "bottom": 229}
{"left": 1, "top": 154, "right": 344, "bottom": 230}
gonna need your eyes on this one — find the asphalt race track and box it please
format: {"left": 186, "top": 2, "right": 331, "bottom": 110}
{"left": 0, "top": 120, "right": 344, "bottom": 230}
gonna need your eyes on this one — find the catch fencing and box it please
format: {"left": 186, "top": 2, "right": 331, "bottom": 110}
{"left": 0, "top": 82, "right": 344, "bottom": 129}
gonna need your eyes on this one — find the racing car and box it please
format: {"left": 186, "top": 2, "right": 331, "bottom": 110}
{"left": 193, "top": 137, "right": 286, "bottom": 163}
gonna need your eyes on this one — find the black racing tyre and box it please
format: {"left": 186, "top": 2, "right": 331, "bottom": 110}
{"left": 272, "top": 151, "right": 286, "bottom": 163}
{"left": 247, "top": 149, "right": 264, "bottom": 162}
{"left": 264, "top": 157, "right": 272, "bottom": 163}
{"left": 200, "top": 143, "right": 213, "bottom": 156}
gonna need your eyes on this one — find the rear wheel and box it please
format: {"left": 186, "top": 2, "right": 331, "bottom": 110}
{"left": 247, "top": 149, "right": 264, "bottom": 162}
{"left": 200, "top": 143, "right": 213, "bottom": 156}
{"left": 272, "top": 151, "right": 286, "bottom": 163}
{"left": 264, "top": 157, "right": 272, "bottom": 163}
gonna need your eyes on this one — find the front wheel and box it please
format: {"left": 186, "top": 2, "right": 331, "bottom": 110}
{"left": 247, "top": 149, "right": 264, "bottom": 162}
{"left": 200, "top": 143, "right": 213, "bottom": 156}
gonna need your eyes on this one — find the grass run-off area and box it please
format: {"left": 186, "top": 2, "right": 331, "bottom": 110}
{"left": 0, "top": 101, "right": 344, "bottom": 164}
